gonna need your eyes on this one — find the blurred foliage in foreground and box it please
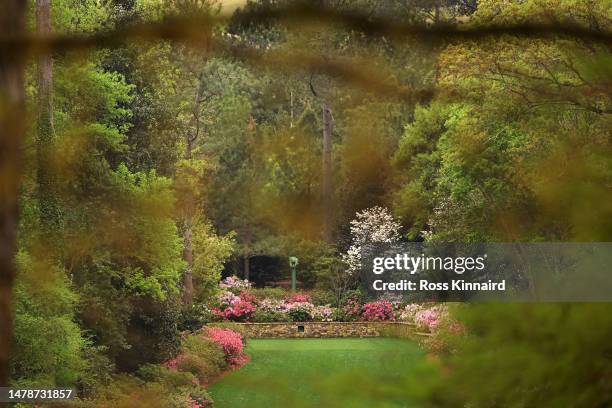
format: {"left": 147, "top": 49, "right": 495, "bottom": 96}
{"left": 276, "top": 304, "right": 612, "bottom": 408}
{"left": 3, "top": 0, "right": 611, "bottom": 406}
{"left": 429, "top": 303, "right": 612, "bottom": 407}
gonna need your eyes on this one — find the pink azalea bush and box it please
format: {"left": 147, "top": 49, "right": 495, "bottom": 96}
{"left": 311, "top": 305, "right": 334, "bottom": 322}
{"left": 342, "top": 298, "right": 363, "bottom": 321}
{"left": 218, "top": 291, "right": 240, "bottom": 307}
{"left": 281, "top": 301, "right": 314, "bottom": 321}
{"left": 414, "top": 305, "right": 448, "bottom": 332}
{"left": 214, "top": 290, "right": 256, "bottom": 321}
{"left": 361, "top": 301, "right": 394, "bottom": 321}
{"left": 238, "top": 290, "right": 258, "bottom": 304}
{"left": 204, "top": 327, "right": 246, "bottom": 365}
{"left": 215, "top": 300, "right": 256, "bottom": 321}
{"left": 418, "top": 305, "right": 465, "bottom": 354}
{"left": 258, "top": 298, "right": 284, "bottom": 312}
{"left": 378, "top": 293, "right": 403, "bottom": 312}
{"left": 219, "top": 275, "right": 252, "bottom": 293}
{"left": 284, "top": 293, "right": 311, "bottom": 304}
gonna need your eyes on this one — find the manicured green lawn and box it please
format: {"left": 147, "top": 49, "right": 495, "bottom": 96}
{"left": 208, "top": 338, "right": 425, "bottom": 408}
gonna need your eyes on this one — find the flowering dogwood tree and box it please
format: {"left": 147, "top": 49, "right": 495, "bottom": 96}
{"left": 342, "top": 206, "right": 401, "bottom": 275}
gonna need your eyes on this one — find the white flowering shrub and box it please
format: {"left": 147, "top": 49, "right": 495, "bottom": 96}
{"left": 341, "top": 206, "right": 401, "bottom": 275}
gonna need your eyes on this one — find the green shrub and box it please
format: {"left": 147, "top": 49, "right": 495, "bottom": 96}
{"left": 331, "top": 307, "right": 355, "bottom": 322}
{"left": 170, "top": 335, "right": 228, "bottom": 383}
{"left": 189, "top": 387, "right": 214, "bottom": 408}
{"left": 78, "top": 345, "right": 115, "bottom": 398}
{"left": 85, "top": 373, "right": 211, "bottom": 408}
{"left": 176, "top": 352, "right": 220, "bottom": 383}
{"left": 309, "top": 289, "right": 335, "bottom": 306}
{"left": 138, "top": 364, "right": 196, "bottom": 388}
{"left": 179, "top": 303, "right": 219, "bottom": 332}
{"left": 422, "top": 304, "right": 612, "bottom": 407}
{"left": 340, "top": 289, "right": 365, "bottom": 305}
{"left": 117, "top": 294, "right": 182, "bottom": 371}
{"left": 287, "top": 306, "right": 312, "bottom": 322}
{"left": 191, "top": 221, "right": 235, "bottom": 303}
{"left": 11, "top": 251, "right": 89, "bottom": 387}
{"left": 182, "top": 335, "right": 226, "bottom": 369}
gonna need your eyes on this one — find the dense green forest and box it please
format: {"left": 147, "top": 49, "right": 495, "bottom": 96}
{"left": 0, "top": 0, "right": 610, "bottom": 407}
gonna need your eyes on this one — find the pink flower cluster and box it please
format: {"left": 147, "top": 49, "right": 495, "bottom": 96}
{"left": 279, "top": 301, "right": 310, "bottom": 312}
{"left": 238, "top": 290, "right": 257, "bottom": 304}
{"left": 190, "top": 398, "right": 206, "bottom": 408}
{"left": 413, "top": 305, "right": 451, "bottom": 332}
{"left": 219, "top": 276, "right": 252, "bottom": 293}
{"left": 361, "top": 301, "right": 394, "bottom": 321}
{"left": 258, "top": 298, "right": 284, "bottom": 312}
{"left": 400, "top": 303, "right": 463, "bottom": 335}
{"left": 284, "top": 293, "right": 311, "bottom": 304}
{"left": 312, "top": 305, "right": 334, "bottom": 321}
{"left": 414, "top": 308, "right": 441, "bottom": 331}
{"left": 343, "top": 299, "right": 362, "bottom": 320}
{"left": 205, "top": 327, "right": 245, "bottom": 365}
{"left": 214, "top": 283, "right": 334, "bottom": 322}
{"left": 215, "top": 290, "right": 256, "bottom": 321}
{"left": 215, "top": 302, "right": 255, "bottom": 321}
{"left": 164, "top": 357, "right": 178, "bottom": 370}
{"left": 218, "top": 291, "right": 240, "bottom": 307}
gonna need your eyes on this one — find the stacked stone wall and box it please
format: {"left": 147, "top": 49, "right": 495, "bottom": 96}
{"left": 210, "top": 322, "right": 421, "bottom": 338}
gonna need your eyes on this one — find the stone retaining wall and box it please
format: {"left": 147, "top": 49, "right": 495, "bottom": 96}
{"left": 210, "top": 322, "right": 419, "bottom": 338}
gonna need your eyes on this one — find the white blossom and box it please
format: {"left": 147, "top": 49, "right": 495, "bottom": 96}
{"left": 342, "top": 206, "right": 401, "bottom": 275}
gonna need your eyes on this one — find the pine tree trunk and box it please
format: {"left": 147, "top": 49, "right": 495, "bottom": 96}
{"left": 0, "top": 0, "right": 26, "bottom": 390}
{"left": 321, "top": 101, "right": 333, "bottom": 243}
{"left": 36, "top": 0, "right": 59, "bottom": 236}
{"left": 182, "top": 137, "right": 195, "bottom": 305}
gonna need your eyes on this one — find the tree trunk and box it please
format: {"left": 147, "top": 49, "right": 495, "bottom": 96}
{"left": 321, "top": 101, "right": 333, "bottom": 243}
{"left": 36, "top": 0, "right": 60, "bottom": 237}
{"left": 0, "top": 0, "right": 26, "bottom": 390}
{"left": 181, "top": 75, "right": 204, "bottom": 306}
{"left": 182, "top": 135, "right": 195, "bottom": 305}
{"left": 181, "top": 223, "right": 194, "bottom": 305}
